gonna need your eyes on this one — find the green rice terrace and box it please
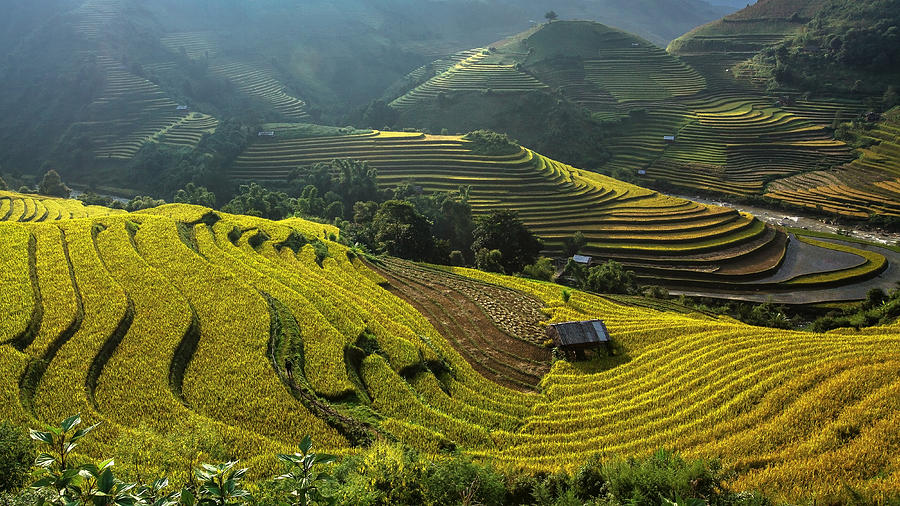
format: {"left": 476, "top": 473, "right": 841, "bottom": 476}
{"left": 767, "top": 107, "right": 900, "bottom": 218}
{"left": 227, "top": 129, "right": 892, "bottom": 298}
{"left": 385, "top": 19, "right": 896, "bottom": 220}
{"left": 1, "top": 193, "right": 899, "bottom": 502}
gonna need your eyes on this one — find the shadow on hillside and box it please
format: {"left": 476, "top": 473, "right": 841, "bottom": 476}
{"left": 565, "top": 342, "right": 631, "bottom": 375}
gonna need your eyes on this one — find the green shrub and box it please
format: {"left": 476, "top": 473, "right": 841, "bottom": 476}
{"left": 0, "top": 421, "right": 33, "bottom": 492}
{"left": 523, "top": 257, "right": 555, "bottom": 281}
{"left": 602, "top": 449, "right": 727, "bottom": 505}
{"left": 462, "top": 130, "right": 520, "bottom": 156}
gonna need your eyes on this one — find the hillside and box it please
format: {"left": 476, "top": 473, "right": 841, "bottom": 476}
{"left": 669, "top": 0, "right": 899, "bottom": 97}
{"left": 384, "top": 19, "right": 900, "bottom": 223}
{"left": 0, "top": 0, "right": 735, "bottom": 184}
{"left": 766, "top": 107, "right": 900, "bottom": 218}
{"left": 224, "top": 129, "right": 897, "bottom": 299}
{"left": 0, "top": 193, "right": 899, "bottom": 501}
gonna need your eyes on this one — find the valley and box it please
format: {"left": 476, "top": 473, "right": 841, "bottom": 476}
{"left": 0, "top": 0, "right": 899, "bottom": 504}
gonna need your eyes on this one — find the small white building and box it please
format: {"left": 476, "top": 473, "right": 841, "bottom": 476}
{"left": 663, "top": 135, "right": 676, "bottom": 143}
{"left": 258, "top": 131, "right": 276, "bottom": 137}
{"left": 176, "top": 105, "right": 189, "bottom": 111}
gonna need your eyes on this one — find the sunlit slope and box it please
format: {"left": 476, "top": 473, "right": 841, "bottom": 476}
{"left": 0, "top": 190, "right": 126, "bottom": 221}
{"left": 439, "top": 266, "right": 900, "bottom": 502}
{"left": 767, "top": 107, "right": 900, "bottom": 217}
{"left": 0, "top": 195, "right": 898, "bottom": 500}
{"left": 0, "top": 198, "right": 538, "bottom": 475}
{"left": 230, "top": 130, "right": 793, "bottom": 283}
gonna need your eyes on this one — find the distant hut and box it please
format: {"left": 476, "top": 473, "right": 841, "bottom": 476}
{"left": 547, "top": 320, "right": 612, "bottom": 361}
{"left": 663, "top": 135, "right": 676, "bottom": 143}
{"left": 572, "top": 254, "right": 592, "bottom": 265}
{"left": 258, "top": 131, "right": 276, "bottom": 137}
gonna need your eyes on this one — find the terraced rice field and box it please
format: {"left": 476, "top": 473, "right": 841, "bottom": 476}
{"left": 72, "top": 55, "right": 210, "bottom": 160}
{"left": 69, "top": 0, "right": 122, "bottom": 40}
{"left": 160, "top": 32, "right": 219, "bottom": 60}
{"left": 0, "top": 191, "right": 125, "bottom": 222}
{"left": 767, "top": 108, "right": 900, "bottom": 218}
{"left": 209, "top": 61, "right": 311, "bottom": 121}
{"left": 159, "top": 113, "right": 219, "bottom": 148}
{"left": 391, "top": 50, "right": 549, "bottom": 110}
{"left": 637, "top": 93, "right": 853, "bottom": 195}
{"left": 582, "top": 45, "right": 706, "bottom": 102}
{"left": 1, "top": 196, "right": 899, "bottom": 501}
{"left": 229, "top": 129, "right": 884, "bottom": 290}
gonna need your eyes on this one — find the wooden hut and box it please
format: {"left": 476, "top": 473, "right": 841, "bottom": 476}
{"left": 547, "top": 320, "right": 612, "bottom": 361}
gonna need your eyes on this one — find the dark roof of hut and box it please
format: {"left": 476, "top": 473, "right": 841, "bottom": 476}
{"left": 549, "top": 320, "right": 611, "bottom": 347}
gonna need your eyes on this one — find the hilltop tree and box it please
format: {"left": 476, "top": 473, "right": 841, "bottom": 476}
{"left": 545, "top": 10, "right": 558, "bottom": 23}
{"left": 472, "top": 210, "right": 542, "bottom": 273}
{"left": 39, "top": 169, "right": 71, "bottom": 198}
{"left": 174, "top": 182, "right": 216, "bottom": 208}
{"left": 223, "top": 183, "right": 295, "bottom": 220}
{"left": 0, "top": 175, "right": 7, "bottom": 191}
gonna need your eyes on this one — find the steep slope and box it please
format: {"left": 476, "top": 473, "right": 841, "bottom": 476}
{"left": 0, "top": 196, "right": 898, "bottom": 501}
{"left": 386, "top": 21, "right": 859, "bottom": 204}
{"left": 766, "top": 107, "right": 900, "bottom": 218}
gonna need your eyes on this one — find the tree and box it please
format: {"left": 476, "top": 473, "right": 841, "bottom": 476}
{"left": 545, "top": 10, "right": 558, "bottom": 23}
{"left": 39, "top": 169, "right": 71, "bottom": 198}
{"left": 223, "top": 183, "right": 295, "bottom": 220}
{"left": 0, "top": 420, "right": 33, "bottom": 492}
{"left": 174, "top": 183, "right": 216, "bottom": 208}
{"left": 475, "top": 248, "right": 504, "bottom": 273}
{"left": 0, "top": 175, "right": 7, "bottom": 191}
{"left": 126, "top": 196, "right": 166, "bottom": 212}
{"left": 472, "top": 210, "right": 542, "bottom": 274}
{"left": 522, "top": 257, "right": 555, "bottom": 281}
{"left": 584, "top": 260, "right": 638, "bottom": 295}
{"left": 372, "top": 200, "right": 435, "bottom": 260}
{"left": 563, "top": 231, "right": 586, "bottom": 258}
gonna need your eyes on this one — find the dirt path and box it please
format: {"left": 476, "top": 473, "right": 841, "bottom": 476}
{"left": 371, "top": 259, "right": 551, "bottom": 392}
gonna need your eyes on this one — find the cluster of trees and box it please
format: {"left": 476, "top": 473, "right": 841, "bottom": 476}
{"left": 761, "top": 0, "right": 900, "bottom": 98}
{"left": 810, "top": 287, "right": 900, "bottom": 332}
{"left": 220, "top": 159, "right": 544, "bottom": 271}
{"left": 128, "top": 120, "right": 251, "bottom": 203}
{"left": 0, "top": 415, "right": 775, "bottom": 506}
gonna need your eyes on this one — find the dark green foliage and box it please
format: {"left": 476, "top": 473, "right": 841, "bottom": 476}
{"left": 328, "top": 442, "right": 505, "bottom": 506}
{"left": 811, "top": 288, "right": 900, "bottom": 332}
{"left": 274, "top": 436, "right": 337, "bottom": 506}
{"left": 545, "top": 11, "right": 559, "bottom": 23}
{"left": 361, "top": 100, "right": 399, "bottom": 129}
{"left": 462, "top": 130, "right": 521, "bottom": 156}
{"left": 475, "top": 248, "right": 504, "bottom": 273}
{"left": 471, "top": 210, "right": 542, "bottom": 274}
{"left": 572, "top": 454, "right": 604, "bottom": 500}
{"left": 601, "top": 449, "right": 731, "bottom": 505}
{"left": 223, "top": 183, "right": 295, "bottom": 220}
{"left": 289, "top": 159, "right": 384, "bottom": 222}
{"left": 126, "top": 196, "right": 166, "bottom": 212}
{"left": 584, "top": 260, "right": 638, "bottom": 295}
{"left": 174, "top": 183, "right": 216, "bottom": 208}
{"left": 248, "top": 230, "right": 271, "bottom": 249}
{"left": 0, "top": 421, "right": 33, "bottom": 492}
{"left": 394, "top": 184, "right": 474, "bottom": 258}
{"left": 522, "top": 257, "right": 555, "bottom": 281}
{"left": 756, "top": 0, "right": 900, "bottom": 97}
{"left": 562, "top": 231, "right": 586, "bottom": 258}
{"left": 77, "top": 192, "right": 114, "bottom": 207}
{"left": 38, "top": 170, "right": 70, "bottom": 198}
{"left": 371, "top": 200, "right": 434, "bottom": 260}
{"left": 0, "top": 175, "right": 7, "bottom": 191}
